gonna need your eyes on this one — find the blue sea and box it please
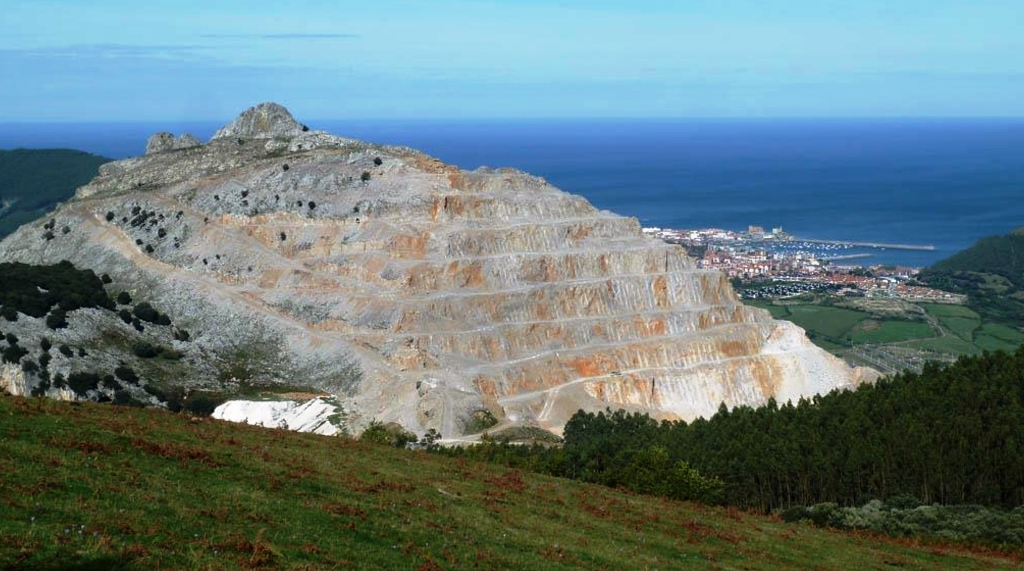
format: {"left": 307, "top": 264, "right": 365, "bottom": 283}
{"left": 3, "top": 118, "right": 1023, "bottom": 267}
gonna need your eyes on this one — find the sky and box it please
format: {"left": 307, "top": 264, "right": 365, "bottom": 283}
{"left": 1, "top": 0, "right": 1023, "bottom": 121}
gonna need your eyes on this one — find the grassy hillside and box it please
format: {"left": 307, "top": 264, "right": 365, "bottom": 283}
{"left": 1, "top": 396, "right": 1017, "bottom": 570}
{"left": 0, "top": 148, "right": 109, "bottom": 239}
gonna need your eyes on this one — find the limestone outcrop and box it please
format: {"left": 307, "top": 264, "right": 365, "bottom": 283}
{"left": 0, "top": 103, "right": 874, "bottom": 436}
{"left": 146, "top": 132, "right": 202, "bottom": 155}
{"left": 211, "top": 102, "right": 304, "bottom": 141}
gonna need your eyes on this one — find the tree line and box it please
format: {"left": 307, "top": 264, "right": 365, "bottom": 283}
{"left": 439, "top": 347, "right": 1024, "bottom": 510}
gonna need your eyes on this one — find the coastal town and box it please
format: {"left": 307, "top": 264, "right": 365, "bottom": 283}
{"left": 644, "top": 225, "right": 966, "bottom": 304}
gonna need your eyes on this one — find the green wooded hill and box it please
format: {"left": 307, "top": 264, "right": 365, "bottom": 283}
{"left": 930, "top": 227, "right": 1024, "bottom": 279}
{"left": 1, "top": 396, "right": 1018, "bottom": 570}
{"left": 921, "top": 228, "right": 1024, "bottom": 326}
{"left": 0, "top": 148, "right": 110, "bottom": 239}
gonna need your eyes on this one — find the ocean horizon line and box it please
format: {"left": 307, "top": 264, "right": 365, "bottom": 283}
{"left": 4, "top": 115, "right": 1024, "bottom": 126}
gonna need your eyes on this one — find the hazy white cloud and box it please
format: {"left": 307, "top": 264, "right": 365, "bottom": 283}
{"left": 200, "top": 33, "right": 358, "bottom": 40}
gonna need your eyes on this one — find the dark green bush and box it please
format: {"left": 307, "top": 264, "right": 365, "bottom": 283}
{"left": 130, "top": 341, "right": 161, "bottom": 359}
{"left": 132, "top": 302, "right": 160, "bottom": 323}
{"left": 114, "top": 365, "right": 139, "bottom": 385}
{"left": 112, "top": 389, "right": 144, "bottom": 407}
{"left": 30, "top": 379, "right": 50, "bottom": 398}
{"left": 2, "top": 345, "right": 28, "bottom": 364}
{"left": 464, "top": 409, "right": 499, "bottom": 434}
{"left": 45, "top": 308, "right": 68, "bottom": 329}
{"left": 67, "top": 372, "right": 101, "bottom": 395}
{"left": 183, "top": 393, "right": 224, "bottom": 416}
{"left": 0, "top": 261, "right": 114, "bottom": 317}
{"left": 361, "top": 420, "right": 417, "bottom": 448}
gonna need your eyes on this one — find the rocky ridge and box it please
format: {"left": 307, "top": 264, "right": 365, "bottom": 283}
{"left": 0, "top": 103, "right": 874, "bottom": 437}
{"left": 146, "top": 132, "right": 201, "bottom": 155}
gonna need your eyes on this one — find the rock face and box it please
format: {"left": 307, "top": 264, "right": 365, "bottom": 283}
{"left": 211, "top": 102, "right": 303, "bottom": 141}
{"left": 0, "top": 103, "right": 874, "bottom": 436}
{"left": 146, "top": 132, "right": 201, "bottom": 155}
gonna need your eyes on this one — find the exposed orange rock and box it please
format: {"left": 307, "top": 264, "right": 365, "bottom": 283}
{"left": 652, "top": 275, "right": 670, "bottom": 308}
{"left": 390, "top": 233, "right": 429, "bottom": 259}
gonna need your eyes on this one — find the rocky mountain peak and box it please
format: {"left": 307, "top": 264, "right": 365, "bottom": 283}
{"left": 211, "top": 102, "right": 303, "bottom": 141}
{"left": 145, "top": 132, "right": 201, "bottom": 155}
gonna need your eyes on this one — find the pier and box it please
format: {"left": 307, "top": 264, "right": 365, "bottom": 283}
{"left": 822, "top": 253, "right": 873, "bottom": 262}
{"left": 795, "top": 238, "right": 935, "bottom": 251}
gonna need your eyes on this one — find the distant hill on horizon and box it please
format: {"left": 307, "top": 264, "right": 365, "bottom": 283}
{"left": 922, "top": 227, "right": 1024, "bottom": 326}
{"left": 0, "top": 148, "right": 110, "bottom": 239}
{"left": 931, "top": 228, "right": 1024, "bottom": 278}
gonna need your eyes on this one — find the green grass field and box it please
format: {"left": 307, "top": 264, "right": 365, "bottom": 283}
{"left": 778, "top": 305, "right": 869, "bottom": 339}
{"left": 922, "top": 304, "right": 982, "bottom": 342}
{"left": 747, "top": 299, "right": 791, "bottom": 319}
{"left": 904, "top": 335, "right": 980, "bottom": 355}
{"left": 941, "top": 317, "right": 983, "bottom": 341}
{"left": 754, "top": 296, "right": 1024, "bottom": 366}
{"left": 974, "top": 323, "right": 1024, "bottom": 352}
{"left": 920, "top": 304, "right": 980, "bottom": 319}
{"left": 847, "top": 320, "right": 935, "bottom": 345}
{"left": 1, "top": 396, "right": 1018, "bottom": 570}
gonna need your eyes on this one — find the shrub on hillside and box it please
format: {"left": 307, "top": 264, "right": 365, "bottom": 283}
{"left": 66, "top": 372, "right": 101, "bottom": 395}
{"left": 45, "top": 308, "right": 68, "bottom": 330}
{"left": 361, "top": 420, "right": 417, "bottom": 448}
{"left": 0, "top": 261, "right": 114, "bottom": 317}
{"left": 784, "top": 500, "right": 1024, "bottom": 547}
{"left": 2, "top": 345, "right": 28, "bottom": 364}
{"left": 114, "top": 365, "right": 139, "bottom": 385}
{"left": 130, "top": 341, "right": 161, "bottom": 359}
{"left": 132, "top": 302, "right": 160, "bottom": 324}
